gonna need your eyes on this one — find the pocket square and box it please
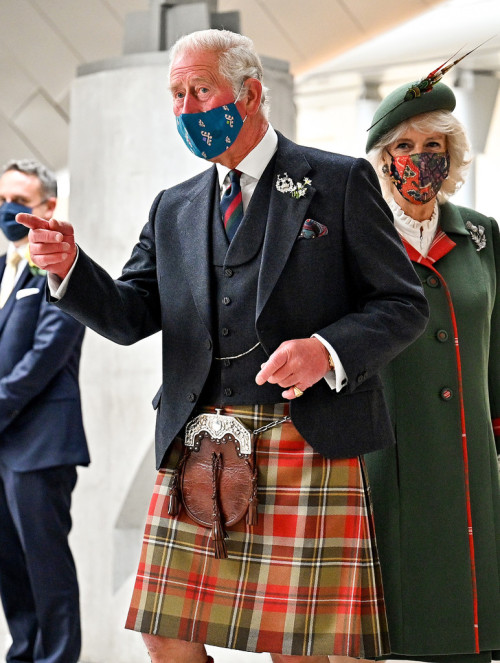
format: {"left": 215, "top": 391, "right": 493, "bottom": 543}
{"left": 16, "top": 287, "right": 40, "bottom": 300}
{"left": 298, "top": 219, "right": 328, "bottom": 239}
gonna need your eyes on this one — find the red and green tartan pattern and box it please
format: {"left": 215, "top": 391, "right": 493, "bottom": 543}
{"left": 126, "top": 404, "right": 389, "bottom": 658}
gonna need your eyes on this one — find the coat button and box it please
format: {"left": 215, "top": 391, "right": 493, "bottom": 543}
{"left": 206, "top": 339, "right": 212, "bottom": 350}
{"left": 357, "top": 372, "right": 366, "bottom": 384}
{"left": 222, "top": 327, "right": 230, "bottom": 336}
{"left": 187, "top": 392, "right": 197, "bottom": 403}
{"left": 222, "top": 296, "right": 231, "bottom": 305}
{"left": 440, "top": 387, "right": 453, "bottom": 401}
{"left": 224, "top": 268, "right": 234, "bottom": 277}
{"left": 224, "top": 387, "right": 233, "bottom": 397}
{"left": 426, "top": 275, "right": 440, "bottom": 288}
{"left": 436, "top": 329, "right": 449, "bottom": 342}
{"left": 223, "top": 359, "right": 231, "bottom": 367}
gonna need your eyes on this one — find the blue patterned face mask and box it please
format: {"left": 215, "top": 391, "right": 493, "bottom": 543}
{"left": 176, "top": 91, "right": 246, "bottom": 160}
{"left": 0, "top": 202, "right": 31, "bottom": 241}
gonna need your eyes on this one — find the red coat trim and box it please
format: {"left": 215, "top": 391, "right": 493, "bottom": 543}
{"left": 400, "top": 232, "right": 480, "bottom": 653}
{"left": 493, "top": 417, "right": 500, "bottom": 437}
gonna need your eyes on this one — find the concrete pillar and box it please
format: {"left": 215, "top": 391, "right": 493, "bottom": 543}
{"left": 452, "top": 69, "right": 499, "bottom": 208}
{"left": 356, "top": 79, "right": 382, "bottom": 156}
{"left": 64, "top": 47, "right": 294, "bottom": 663}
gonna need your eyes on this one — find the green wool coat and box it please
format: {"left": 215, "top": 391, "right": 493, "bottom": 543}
{"left": 365, "top": 202, "right": 500, "bottom": 662}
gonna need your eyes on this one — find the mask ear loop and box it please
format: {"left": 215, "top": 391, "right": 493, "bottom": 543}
{"left": 381, "top": 149, "right": 393, "bottom": 175}
{"left": 234, "top": 80, "right": 248, "bottom": 123}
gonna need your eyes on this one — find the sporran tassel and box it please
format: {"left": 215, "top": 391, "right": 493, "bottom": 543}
{"left": 211, "top": 452, "right": 228, "bottom": 559}
{"left": 247, "top": 461, "right": 259, "bottom": 525}
{"left": 167, "top": 470, "right": 181, "bottom": 516}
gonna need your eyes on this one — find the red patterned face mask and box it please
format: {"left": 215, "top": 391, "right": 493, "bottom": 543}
{"left": 388, "top": 151, "right": 450, "bottom": 205}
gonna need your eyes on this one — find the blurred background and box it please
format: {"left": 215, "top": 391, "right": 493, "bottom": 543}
{"left": 0, "top": 1, "right": 498, "bottom": 661}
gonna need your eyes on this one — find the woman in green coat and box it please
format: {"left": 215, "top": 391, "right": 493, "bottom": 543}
{"left": 364, "top": 77, "right": 500, "bottom": 662}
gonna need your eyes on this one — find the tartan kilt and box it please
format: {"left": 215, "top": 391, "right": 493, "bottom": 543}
{"left": 126, "top": 403, "right": 389, "bottom": 658}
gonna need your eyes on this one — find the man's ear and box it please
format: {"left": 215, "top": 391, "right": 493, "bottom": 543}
{"left": 43, "top": 197, "right": 57, "bottom": 219}
{"left": 241, "top": 78, "right": 263, "bottom": 117}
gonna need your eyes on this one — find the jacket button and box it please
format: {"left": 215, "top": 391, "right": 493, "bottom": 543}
{"left": 357, "top": 372, "right": 366, "bottom": 384}
{"left": 206, "top": 339, "right": 212, "bottom": 350}
{"left": 222, "top": 327, "right": 230, "bottom": 336}
{"left": 222, "top": 296, "right": 231, "bottom": 305}
{"left": 187, "top": 392, "right": 197, "bottom": 402}
{"left": 223, "top": 359, "right": 231, "bottom": 367}
{"left": 426, "top": 275, "right": 440, "bottom": 288}
{"left": 224, "top": 387, "right": 233, "bottom": 397}
{"left": 436, "top": 329, "right": 448, "bottom": 342}
{"left": 440, "top": 387, "right": 453, "bottom": 401}
{"left": 224, "top": 268, "right": 234, "bottom": 277}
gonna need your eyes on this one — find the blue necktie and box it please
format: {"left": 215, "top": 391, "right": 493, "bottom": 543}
{"left": 220, "top": 169, "right": 243, "bottom": 241}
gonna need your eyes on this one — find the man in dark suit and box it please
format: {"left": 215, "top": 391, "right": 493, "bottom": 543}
{"left": 0, "top": 159, "right": 89, "bottom": 663}
{"left": 19, "top": 30, "right": 428, "bottom": 663}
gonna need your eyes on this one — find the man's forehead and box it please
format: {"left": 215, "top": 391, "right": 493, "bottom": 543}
{"left": 0, "top": 170, "right": 41, "bottom": 196}
{"left": 170, "top": 50, "right": 222, "bottom": 83}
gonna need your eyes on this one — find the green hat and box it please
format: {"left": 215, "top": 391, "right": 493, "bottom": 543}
{"left": 365, "top": 80, "right": 456, "bottom": 152}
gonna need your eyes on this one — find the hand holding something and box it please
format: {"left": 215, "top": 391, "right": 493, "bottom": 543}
{"left": 255, "top": 337, "right": 331, "bottom": 399}
{"left": 16, "top": 214, "right": 77, "bottom": 280}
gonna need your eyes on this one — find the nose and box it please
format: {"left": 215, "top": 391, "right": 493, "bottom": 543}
{"left": 180, "top": 92, "right": 201, "bottom": 115}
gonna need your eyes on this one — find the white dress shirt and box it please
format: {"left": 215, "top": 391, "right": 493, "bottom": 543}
{"left": 0, "top": 242, "right": 29, "bottom": 305}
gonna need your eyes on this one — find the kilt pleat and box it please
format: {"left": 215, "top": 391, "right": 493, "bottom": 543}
{"left": 126, "top": 403, "right": 389, "bottom": 658}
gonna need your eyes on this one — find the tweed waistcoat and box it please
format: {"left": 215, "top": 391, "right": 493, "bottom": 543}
{"left": 200, "top": 167, "right": 282, "bottom": 406}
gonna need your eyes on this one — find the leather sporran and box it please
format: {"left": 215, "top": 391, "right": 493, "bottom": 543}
{"left": 167, "top": 410, "right": 258, "bottom": 558}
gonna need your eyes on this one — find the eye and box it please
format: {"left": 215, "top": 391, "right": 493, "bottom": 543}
{"left": 426, "top": 140, "right": 444, "bottom": 149}
{"left": 173, "top": 90, "right": 184, "bottom": 99}
{"left": 395, "top": 141, "right": 411, "bottom": 150}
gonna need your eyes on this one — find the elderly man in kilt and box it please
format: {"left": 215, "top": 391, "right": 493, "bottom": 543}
{"left": 19, "top": 29, "right": 428, "bottom": 663}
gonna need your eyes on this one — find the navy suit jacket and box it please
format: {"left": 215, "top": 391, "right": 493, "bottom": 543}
{"left": 0, "top": 257, "right": 89, "bottom": 472}
{"left": 56, "top": 132, "right": 428, "bottom": 467}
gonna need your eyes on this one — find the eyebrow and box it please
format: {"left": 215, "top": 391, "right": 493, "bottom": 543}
{"left": 169, "top": 73, "right": 215, "bottom": 90}
{"left": 395, "top": 134, "right": 444, "bottom": 142}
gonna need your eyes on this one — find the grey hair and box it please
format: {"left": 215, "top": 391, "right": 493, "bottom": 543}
{"left": 168, "top": 29, "right": 270, "bottom": 118}
{"left": 367, "top": 110, "right": 471, "bottom": 203}
{"left": 2, "top": 158, "right": 57, "bottom": 199}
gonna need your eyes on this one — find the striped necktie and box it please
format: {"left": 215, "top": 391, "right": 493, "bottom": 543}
{"left": 220, "top": 169, "right": 243, "bottom": 241}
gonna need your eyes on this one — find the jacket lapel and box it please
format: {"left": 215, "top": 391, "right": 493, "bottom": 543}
{"left": 0, "top": 263, "right": 33, "bottom": 335}
{"left": 439, "top": 201, "right": 472, "bottom": 238}
{"left": 175, "top": 166, "right": 216, "bottom": 335}
{"left": 257, "top": 132, "right": 315, "bottom": 320}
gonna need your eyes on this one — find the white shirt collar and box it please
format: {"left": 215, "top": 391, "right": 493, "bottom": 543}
{"left": 216, "top": 124, "right": 278, "bottom": 187}
{"left": 7, "top": 241, "right": 29, "bottom": 261}
{"left": 388, "top": 198, "right": 439, "bottom": 257}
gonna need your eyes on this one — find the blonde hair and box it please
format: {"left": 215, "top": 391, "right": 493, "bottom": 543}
{"left": 367, "top": 110, "right": 471, "bottom": 203}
